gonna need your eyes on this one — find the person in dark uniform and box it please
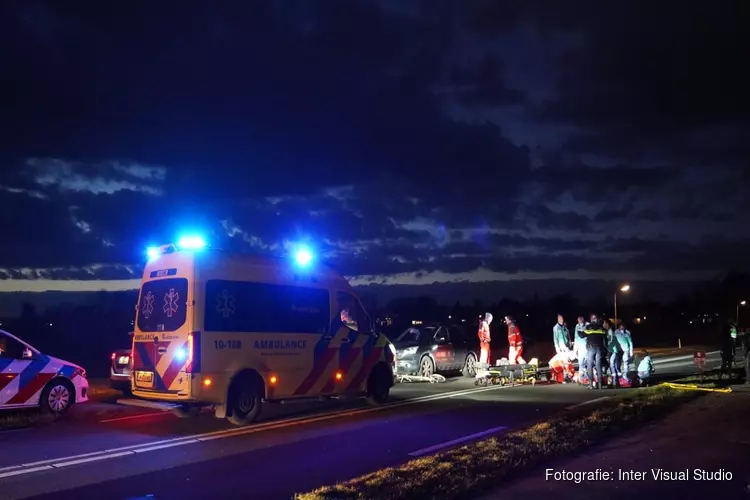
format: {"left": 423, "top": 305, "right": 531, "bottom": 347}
{"left": 578, "top": 313, "right": 607, "bottom": 390}
{"left": 743, "top": 329, "right": 750, "bottom": 385}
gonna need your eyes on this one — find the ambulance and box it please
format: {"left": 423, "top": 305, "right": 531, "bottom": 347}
{"left": 130, "top": 237, "right": 396, "bottom": 425}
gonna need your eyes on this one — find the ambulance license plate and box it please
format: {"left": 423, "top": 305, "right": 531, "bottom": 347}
{"left": 135, "top": 371, "right": 153, "bottom": 387}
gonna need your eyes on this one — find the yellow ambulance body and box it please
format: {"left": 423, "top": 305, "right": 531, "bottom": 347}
{"left": 130, "top": 243, "right": 395, "bottom": 425}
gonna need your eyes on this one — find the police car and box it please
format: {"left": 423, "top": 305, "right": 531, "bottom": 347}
{"left": 0, "top": 329, "right": 89, "bottom": 413}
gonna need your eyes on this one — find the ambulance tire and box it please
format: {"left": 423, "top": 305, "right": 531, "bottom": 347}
{"left": 40, "top": 378, "right": 73, "bottom": 415}
{"left": 366, "top": 364, "right": 391, "bottom": 406}
{"left": 227, "top": 373, "right": 263, "bottom": 426}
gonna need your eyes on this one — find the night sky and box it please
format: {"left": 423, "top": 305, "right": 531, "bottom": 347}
{"left": 0, "top": 1, "right": 748, "bottom": 297}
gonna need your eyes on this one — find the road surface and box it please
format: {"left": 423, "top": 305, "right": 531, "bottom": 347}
{"left": 0, "top": 351, "right": 722, "bottom": 500}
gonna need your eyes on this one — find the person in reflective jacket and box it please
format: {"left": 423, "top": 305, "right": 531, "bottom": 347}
{"left": 607, "top": 320, "right": 621, "bottom": 387}
{"left": 553, "top": 314, "right": 570, "bottom": 355}
{"left": 578, "top": 314, "right": 606, "bottom": 389}
{"left": 615, "top": 323, "right": 634, "bottom": 378}
{"left": 478, "top": 313, "right": 493, "bottom": 365}
{"left": 637, "top": 350, "right": 654, "bottom": 385}
{"left": 742, "top": 329, "right": 750, "bottom": 385}
{"left": 505, "top": 316, "right": 526, "bottom": 364}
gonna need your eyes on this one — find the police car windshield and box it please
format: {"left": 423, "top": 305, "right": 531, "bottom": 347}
{"left": 396, "top": 326, "right": 437, "bottom": 343}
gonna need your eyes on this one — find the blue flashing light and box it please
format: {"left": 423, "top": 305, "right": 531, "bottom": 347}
{"left": 177, "top": 235, "right": 207, "bottom": 250}
{"left": 294, "top": 246, "right": 313, "bottom": 267}
{"left": 146, "top": 246, "right": 160, "bottom": 260}
{"left": 174, "top": 346, "right": 187, "bottom": 362}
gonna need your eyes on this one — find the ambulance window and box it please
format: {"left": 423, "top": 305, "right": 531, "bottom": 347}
{"left": 336, "top": 292, "right": 369, "bottom": 333}
{"left": 204, "top": 280, "right": 329, "bottom": 334}
{"left": 137, "top": 278, "right": 189, "bottom": 333}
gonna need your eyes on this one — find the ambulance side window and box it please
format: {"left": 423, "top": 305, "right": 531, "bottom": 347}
{"left": 336, "top": 292, "right": 370, "bottom": 334}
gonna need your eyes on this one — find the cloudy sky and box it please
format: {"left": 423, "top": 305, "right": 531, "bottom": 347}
{"left": 0, "top": 1, "right": 748, "bottom": 295}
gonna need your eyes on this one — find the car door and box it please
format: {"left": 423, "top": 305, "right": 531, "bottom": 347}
{"left": 324, "top": 292, "right": 372, "bottom": 395}
{"left": 0, "top": 332, "right": 48, "bottom": 407}
{"left": 432, "top": 327, "right": 455, "bottom": 371}
{"left": 448, "top": 326, "right": 469, "bottom": 370}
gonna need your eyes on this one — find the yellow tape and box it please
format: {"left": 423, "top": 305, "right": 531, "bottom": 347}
{"left": 660, "top": 382, "right": 733, "bottom": 393}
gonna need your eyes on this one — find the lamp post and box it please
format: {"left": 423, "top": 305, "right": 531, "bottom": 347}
{"left": 738, "top": 300, "right": 746, "bottom": 326}
{"left": 614, "top": 284, "right": 630, "bottom": 324}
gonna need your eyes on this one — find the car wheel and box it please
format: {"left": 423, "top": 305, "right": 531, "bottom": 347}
{"left": 419, "top": 356, "right": 435, "bottom": 378}
{"left": 172, "top": 404, "right": 200, "bottom": 418}
{"left": 366, "top": 364, "right": 391, "bottom": 405}
{"left": 462, "top": 353, "right": 477, "bottom": 377}
{"left": 40, "top": 380, "right": 73, "bottom": 414}
{"left": 227, "top": 376, "right": 262, "bottom": 426}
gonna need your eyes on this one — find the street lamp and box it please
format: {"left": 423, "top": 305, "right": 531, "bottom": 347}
{"left": 614, "top": 284, "right": 630, "bottom": 324}
{"left": 738, "top": 300, "right": 746, "bottom": 326}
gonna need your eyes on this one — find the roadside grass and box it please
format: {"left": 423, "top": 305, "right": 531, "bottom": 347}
{"left": 87, "top": 379, "right": 123, "bottom": 402}
{"left": 0, "top": 410, "right": 56, "bottom": 431}
{"left": 663, "top": 367, "right": 744, "bottom": 388}
{"left": 295, "top": 372, "right": 724, "bottom": 500}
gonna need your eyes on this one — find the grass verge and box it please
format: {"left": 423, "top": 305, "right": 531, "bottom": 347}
{"left": 295, "top": 376, "right": 717, "bottom": 500}
{"left": 0, "top": 410, "right": 56, "bottom": 431}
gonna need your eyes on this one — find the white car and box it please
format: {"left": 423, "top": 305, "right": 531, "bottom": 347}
{"left": 0, "top": 329, "right": 89, "bottom": 413}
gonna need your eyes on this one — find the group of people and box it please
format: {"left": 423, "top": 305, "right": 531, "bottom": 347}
{"left": 477, "top": 313, "right": 526, "bottom": 366}
{"left": 476, "top": 312, "right": 656, "bottom": 389}
{"left": 549, "top": 313, "right": 652, "bottom": 389}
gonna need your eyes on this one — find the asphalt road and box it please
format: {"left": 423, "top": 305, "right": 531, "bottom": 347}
{"left": 0, "top": 351, "right": 724, "bottom": 500}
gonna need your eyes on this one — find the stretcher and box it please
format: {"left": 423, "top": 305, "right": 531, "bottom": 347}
{"left": 474, "top": 358, "right": 539, "bottom": 387}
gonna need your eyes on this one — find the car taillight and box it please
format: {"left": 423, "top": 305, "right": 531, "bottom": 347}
{"left": 186, "top": 331, "right": 201, "bottom": 373}
{"left": 111, "top": 352, "right": 116, "bottom": 360}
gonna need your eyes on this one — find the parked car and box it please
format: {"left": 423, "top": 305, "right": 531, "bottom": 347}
{"left": 0, "top": 329, "right": 89, "bottom": 414}
{"left": 392, "top": 324, "right": 479, "bottom": 377}
{"left": 110, "top": 348, "right": 132, "bottom": 394}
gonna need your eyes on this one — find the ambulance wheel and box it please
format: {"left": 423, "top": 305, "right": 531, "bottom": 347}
{"left": 227, "top": 374, "right": 263, "bottom": 426}
{"left": 462, "top": 353, "right": 478, "bottom": 377}
{"left": 366, "top": 364, "right": 392, "bottom": 405}
{"left": 172, "top": 404, "right": 200, "bottom": 418}
{"left": 40, "top": 379, "right": 73, "bottom": 415}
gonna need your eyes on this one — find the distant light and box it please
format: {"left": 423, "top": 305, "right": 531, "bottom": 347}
{"left": 146, "top": 246, "right": 160, "bottom": 260}
{"left": 741, "top": 300, "right": 747, "bottom": 306}
{"left": 620, "top": 284, "right": 631, "bottom": 292}
{"left": 177, "top": 235, "right": 207, "bottom": 250}
{"left": 294, "top": 246, "right": 313, "bottom": 267}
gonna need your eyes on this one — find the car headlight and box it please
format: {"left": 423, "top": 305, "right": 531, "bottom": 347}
{"left": 400, "top": 346, "right": 418, "bottom": 356}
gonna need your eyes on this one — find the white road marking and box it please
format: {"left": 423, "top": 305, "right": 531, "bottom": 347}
{"left": 99, "top": 411, "right": 174, "bottom": 423}
{"left": 565, "top": 396, "right": 611, "bottom": 410}
{"left": 0, "top": 383, "right": 511, "bottom": 480}
{"left": 408, "top": 425, "right": 509, "bottom": 457}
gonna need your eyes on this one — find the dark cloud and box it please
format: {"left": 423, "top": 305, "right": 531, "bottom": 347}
{"left": 0, "top": 1, "right": 748, "bottom": 290}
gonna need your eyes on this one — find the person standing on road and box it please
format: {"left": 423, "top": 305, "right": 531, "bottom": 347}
{"left": 574, "top": 316, "right": 587, "bottom": 384}
{"left": 579, "top": 313, "right": 606, "bottom": 389}
{"left": 553, "top": 314, "right": 570, "bottom": 354}
{"left": 615, "top": 323, "right": 634, "bottom": 381}
{"left": 478, "top": 312, "right": 493, "bottom": 365}
{"left": 720, "top": 320, "right": 735, "bottom": 381}
{"left": 505, "top": 316, "right": 526, "bottom": 364}
{"left": 607, "top": 320, "right": 622, "bottom": 387}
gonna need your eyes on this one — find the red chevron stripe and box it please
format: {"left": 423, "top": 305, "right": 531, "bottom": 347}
{"left": 321, "top": 347, "right": 362, "bottom": 394}
{"left": 294, "top": 347, "right": 337, "bottom": 396}
{"left": 7, "top": 373, "right": 56, "bottom": 405}
{"left": 0, "top": 374, "right": 17, "bottom": 392}
{"left": 346, "top": 347, "right": 383, "bottom": 392}
{"left": 160, "top": 342, "right": 188, "bottom": 389}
